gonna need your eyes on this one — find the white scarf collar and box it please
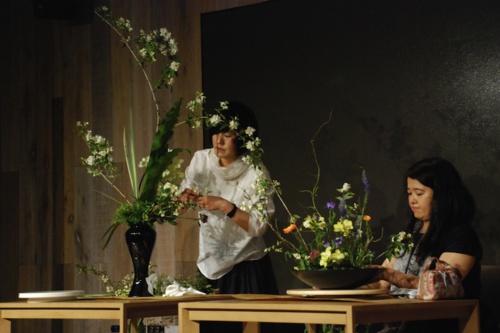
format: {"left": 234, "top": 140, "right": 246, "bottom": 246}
{"left": 208, "top": 149, "right": 250, "bottom": 181}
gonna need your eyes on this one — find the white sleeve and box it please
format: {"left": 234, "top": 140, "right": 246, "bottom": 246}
{"left": 180, "top": 150, "right": 208, "bottom": 193}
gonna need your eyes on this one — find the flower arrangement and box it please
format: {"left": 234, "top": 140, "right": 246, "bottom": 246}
{"left": 201, "top": 110, "right": 380, "bottom": 271}
{"left": 77, "top": 7, "right": 204, "bottom": 245}
{"left": 266, "top": 169, "right": 377, "bottom": 271}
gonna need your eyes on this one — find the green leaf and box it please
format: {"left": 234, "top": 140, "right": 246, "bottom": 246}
{"left": 102, "top": 223, "right": 121, "bottom": 250}
{"left": 124, "top": 108, "right": 139, "bottom": 198}
{"left": 139, "top": 98, "right": 183, "bottom": 202}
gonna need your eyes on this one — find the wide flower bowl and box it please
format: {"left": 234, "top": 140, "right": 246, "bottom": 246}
{"left": 290, "top": 268, "right": 384, "bottom": 290}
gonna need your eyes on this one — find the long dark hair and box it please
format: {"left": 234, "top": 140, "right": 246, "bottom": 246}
{"left": 404, "top": 157, "right": 475, "bottom": 262}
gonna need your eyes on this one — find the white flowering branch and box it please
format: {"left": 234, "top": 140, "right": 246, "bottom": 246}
{"left": 95, "top": 6, "right": 179, "bottom": 126}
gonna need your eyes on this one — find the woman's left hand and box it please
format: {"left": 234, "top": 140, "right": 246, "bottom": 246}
{"left": 198, "top": 195, "right": 233, "bottom": 214}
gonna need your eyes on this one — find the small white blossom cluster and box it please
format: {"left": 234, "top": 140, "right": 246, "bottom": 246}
{"left": 185, "top": 91, "right": 206, "bottom": 129}
{"left": 95, "top": 6, "right": 179, "bottom": 89}
{"left": 77, "top": 121, "right": 117, "bottom": 178}
{"left": 386, "top": 231, "right": 414, "bottom": 259}
{"left": 76, "top": 264, "right": 133, "bottom": 296}
{"left": 155, "top": 156, "right": 185, "bottom": 219}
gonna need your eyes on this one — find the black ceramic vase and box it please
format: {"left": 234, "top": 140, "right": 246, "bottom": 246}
{"left": 125, "top": 223, "right": 156, "bottom": 297}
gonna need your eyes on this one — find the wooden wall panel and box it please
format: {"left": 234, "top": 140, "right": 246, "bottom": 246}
{"left": 0, "top": 1, "right": 267, "bottom": 332}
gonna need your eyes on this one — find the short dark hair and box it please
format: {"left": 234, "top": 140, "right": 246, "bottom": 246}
{"left": 208, "top": 101, "right": 259, "bottom": 156}
{"left": 404, "top": 157, "right": 475, "bottom": 261}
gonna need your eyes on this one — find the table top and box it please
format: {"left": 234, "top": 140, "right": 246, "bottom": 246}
{"left": 177, "top": 297, "right": 480, "bottom": 311}
{"left": 0, "top": 294, "right": 233, "bottom": 309}
{"left": 0, "top": 294, "right": 480, "bottom": 310}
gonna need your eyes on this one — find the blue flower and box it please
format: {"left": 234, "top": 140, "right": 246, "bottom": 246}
{"left": 326, "top": 201, "right": 336, "bottom": 210}
{"left": 335, "top": 237, "right": 343, "bottom": 246}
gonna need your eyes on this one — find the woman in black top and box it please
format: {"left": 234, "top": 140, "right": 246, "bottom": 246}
{"left": 370, "top": 157, "right": 485, "bottom": 332}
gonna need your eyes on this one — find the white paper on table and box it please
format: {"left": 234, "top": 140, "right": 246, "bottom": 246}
{"left": 162, "top": 281, "right": 206, "bottom": 297}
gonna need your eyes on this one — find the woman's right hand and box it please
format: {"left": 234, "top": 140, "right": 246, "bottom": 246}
{"left": 181, "top": 188, "right": 200, "bottom": 204}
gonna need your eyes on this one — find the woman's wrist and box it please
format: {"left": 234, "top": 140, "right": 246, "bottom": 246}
{"left": 226, "top": 203, "right": 238, "bottom": 218}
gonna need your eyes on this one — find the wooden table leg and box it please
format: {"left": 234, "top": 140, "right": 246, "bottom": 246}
{"left": 242, "top": 321, "right": 259, "bottom": 333}
{"left": 179, "top": 308, "right": 200, "bottom": 333}
{"left": 460, "top": 303, "right": 480, "bottom": 333}
{"left": 305, "top": 324, "right": 317, "bottom": 333}
{"left": 0, "top": 318, "right": 11, "bottom": 333}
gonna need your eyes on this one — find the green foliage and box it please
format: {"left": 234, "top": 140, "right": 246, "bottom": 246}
{"left": 139, "top": 99, "right": 183, "bottom": 202}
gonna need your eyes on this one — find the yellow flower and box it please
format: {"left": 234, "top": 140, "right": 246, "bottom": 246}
{"left": 319, "top": 246, "right": 332, "bottom": 267}
{"left": 333, "top": 221, "right": 345, "bottom": 233}
{"left": 331, "top": 249, "right": 346, "bottom": 262}
{"left": 303, "top": 215, "right": 314, "bottom": 229}
{"left": 319, "top": 247, "right": 346, "bottom": 267}
{"left": 335, "top": 219, "right": 353, "bottom": 236}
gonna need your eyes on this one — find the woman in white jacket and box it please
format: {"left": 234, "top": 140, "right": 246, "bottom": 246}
{"left": 180, "top": 101, "right": 278, "bottom": 296}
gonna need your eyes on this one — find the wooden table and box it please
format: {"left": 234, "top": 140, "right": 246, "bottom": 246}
{"left": 178, "top": 297, "right": 480, "bottom": 333}
{"left": 0, "top": 295, "right": 230, "bottom": 333}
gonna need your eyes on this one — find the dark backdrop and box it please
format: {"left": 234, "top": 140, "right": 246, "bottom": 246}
{"left": 201, "top": 0, "right": 500, "bottom": 293}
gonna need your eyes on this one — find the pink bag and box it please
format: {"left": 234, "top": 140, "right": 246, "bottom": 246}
{"left": 417, "top": 257, "right": 464, "bottom": 300}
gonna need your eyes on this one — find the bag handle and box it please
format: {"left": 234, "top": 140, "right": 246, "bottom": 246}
{"left": 424, "top": 257, "right": 464, "bottom": 280}
{"left": 425, "top": 257, "right": 455, "bottom": 271}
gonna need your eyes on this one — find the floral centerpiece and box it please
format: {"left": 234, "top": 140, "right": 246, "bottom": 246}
{"left": 77, "top": 6, "right": 206, "bottom": 296}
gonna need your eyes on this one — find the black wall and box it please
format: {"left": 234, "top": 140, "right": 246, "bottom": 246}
{"left": 201, "top": 0, "right": 500, "bottom": 293}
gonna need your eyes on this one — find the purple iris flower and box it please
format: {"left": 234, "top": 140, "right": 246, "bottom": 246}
{"left": 323, "top": 241, "right": 330, "bottom": 248}
{"left": 362, "top": 169, "right": 370, "bottom": 192}
{"left": 326, "top": 201, "right": 336, "bottom": 210}
{"left": 335, "top": 237, "right": 343, "bottom": 246}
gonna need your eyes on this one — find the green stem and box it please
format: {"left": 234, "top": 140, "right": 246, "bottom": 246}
{"left": 100, "top": 172, "right": 132, "bottom": 205}
{"left": 309, "top": 112, "right": 332, "bottom": 212}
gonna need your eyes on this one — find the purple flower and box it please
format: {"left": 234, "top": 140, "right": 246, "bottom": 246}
{"left": 326, "top": 201, "right": 336, "bottom": 210}
{"left": 323, "top": 241, "right": 331, "bottom": 248}
{"left": 335, "top": 237, "right": 343, "bottom": 246}
{"left": 339, "top": 199, "right": 346, "bottom": 217}
{"left": 362, "top": 169, "right": 370, "bottom": 192}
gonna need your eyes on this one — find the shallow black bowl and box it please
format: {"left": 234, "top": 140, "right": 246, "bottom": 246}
{"left": 290, "top": 268, "right": 384, "bottom": 290}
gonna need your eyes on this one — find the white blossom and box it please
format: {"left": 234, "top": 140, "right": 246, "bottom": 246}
{"left": 170, "top": 61, "right": 180, "bottom": 71}
{"left": 245, "top": 141, "right": 255, "bottom": 151}
{"left": 245, "top": 126, "right": 256, "bottom": 136}
{"left": 229, "top": 120, "right": 239, "bottom": 130}
{"left": 209, "top": 114, "right": 221, "bottom": 125}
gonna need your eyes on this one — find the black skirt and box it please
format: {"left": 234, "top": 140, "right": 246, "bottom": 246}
{"left": 207, "top": 253, "right": 279, "bottom": 294}
{"left": 201, "top": 254, "right": 304, "bottom": 333}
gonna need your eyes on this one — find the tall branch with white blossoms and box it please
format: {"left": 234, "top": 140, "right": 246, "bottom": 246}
{"left": 95, "top": 6, "right": 180, "bottom": 126}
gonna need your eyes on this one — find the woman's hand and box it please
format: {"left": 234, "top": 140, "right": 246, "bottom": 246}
{"left": 198, "top": 195, "right": 251, "bottom": 232}
{"left": 198, "top": 195, "right": 233, "bottom": 215}
{"left": 180, "top": 188, "right": 200, "bottom": 204}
